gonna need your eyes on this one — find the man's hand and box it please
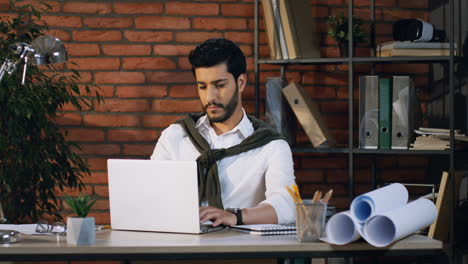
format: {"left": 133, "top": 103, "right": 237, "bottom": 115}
{"left": 199, "top": 206, "right": 237, "bottom": 227}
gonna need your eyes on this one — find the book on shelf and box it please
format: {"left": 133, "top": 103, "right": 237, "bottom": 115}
{"left": 261, "top": 0, "right": 319, "bottom": 59}
{"left": 376, "top": 41, "right": 457, "bottom": 57}
{"left": 261, "top": 0, "right": 282, "bottom": 59}
{"left": 282, "top": 82, "right": 335, "bottom": 148}
{"left": 278, "top": 0, "right": 320, "bottom": 59}
{"left": 410, "top": 127, "right": 468, "bottom": 150}
{"left": 378, "top": 78, "right": 392, "bottom": 149}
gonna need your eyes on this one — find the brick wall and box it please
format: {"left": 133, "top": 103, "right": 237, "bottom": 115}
{"left": 2, "top": 0, "right": 432, "bottom": 224}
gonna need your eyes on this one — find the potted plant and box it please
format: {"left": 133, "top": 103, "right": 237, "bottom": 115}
{"left": 0, "top": 1, "right": 102, "bottom": 223}
{"left": 327, "top": 13, "right": 367, "bottom": 57}
{"left": 65, "top": 193, "right": 97, "bottom": 245}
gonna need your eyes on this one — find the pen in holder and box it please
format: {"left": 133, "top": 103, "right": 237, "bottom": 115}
{"left": 295, "top": 201, "right": 327, "bottom": 242}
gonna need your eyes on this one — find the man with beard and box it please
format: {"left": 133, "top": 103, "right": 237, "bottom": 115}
{"left": 151, "top": 38, "right": 295, "bottom": 227}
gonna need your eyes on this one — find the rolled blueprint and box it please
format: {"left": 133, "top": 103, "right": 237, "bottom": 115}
{"left": 350, "top": 183, "right": 408, "bottom": 223}
{"left": 324, "top": 211, "right": 361, "bottom": 245}
{"left": 364, "top": 198, "right": 437, "bottom": 247}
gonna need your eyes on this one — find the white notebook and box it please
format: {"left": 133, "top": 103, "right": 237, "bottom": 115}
{"left": 231, "top": 224, "right": 296, "bottom": 236}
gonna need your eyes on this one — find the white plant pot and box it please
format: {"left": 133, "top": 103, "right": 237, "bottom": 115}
{"left": 66, "top": 217, "right": 95, "bottom": 245}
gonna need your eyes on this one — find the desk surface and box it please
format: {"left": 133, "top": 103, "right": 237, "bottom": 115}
{"left": 0, "top": 229, "right": 444, "bottom": 261}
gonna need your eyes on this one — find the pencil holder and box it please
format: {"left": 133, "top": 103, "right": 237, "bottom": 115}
{"left": 296, "top": 201, "right": 327, "bottom": 242}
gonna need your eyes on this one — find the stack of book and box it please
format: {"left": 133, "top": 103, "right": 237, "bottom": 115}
{"left": 410, "top": 127, "right": 468, "bottom": 150}
{"left": 376, "top": 41, "right": 456, "bottom": 57}
{"left": 261, "top": 0, "right": 320, "bottom": 59}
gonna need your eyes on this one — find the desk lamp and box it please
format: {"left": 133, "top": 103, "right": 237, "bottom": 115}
{"left": 0, "top": 35, "right": 67, "bottom": 85}
{"left": 0, "top": 35, "right": 67, "bottom": 243}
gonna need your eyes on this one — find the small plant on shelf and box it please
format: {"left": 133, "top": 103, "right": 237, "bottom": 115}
{"left": 327, "top": 13, "right": 367, "bottom": 56}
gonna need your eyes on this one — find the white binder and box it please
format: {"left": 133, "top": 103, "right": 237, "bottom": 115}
{"left": 359, "top": 76, "right": 379, "bottom": 149}
{"left": 391, "top": 76, "right": 414, "bottom": 149}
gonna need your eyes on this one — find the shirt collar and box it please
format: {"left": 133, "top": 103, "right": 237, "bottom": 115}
{"left": 195, "top": 109, "right": 253, "bottom": 139}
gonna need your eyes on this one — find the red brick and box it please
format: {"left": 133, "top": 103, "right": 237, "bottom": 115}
{"left": 166, "top": 2, "right": 219, "bottom": 16}
{"left": 113, "top": 3, "right": 163, "bottom": 14}
{"left": 177, "top": 56, "right": 192, "bottom": 70}
{"left": 73, "top": 30, "right": 122, "bottom": 42}
{"left": 56, "top": 185, "right": 93, "bottom": 197}
{"left": 176, "top": 32, "right": 223, "bottom": 43}
{"left": 86, "top": 158, "right": 107, "bottom": 171}
{"left": 102, "top": 44, "right": 152, "bottom": 56}
{"left": 65, "top": 43, "right": 100, "bottom": 56}
{"left": 397, "top": 156, "right": 428, "bottom": 168}
{"left": 42, "top": 15, "right": 82, "bottom": 28}
{"left": 83, "top": 172, "right": 109, "bottom": 184}
{"left": 303, "top": 72, "right": 348, "bottom": 86}
{"left": 68, "top": 58, "right": 120, "bottom": 70}
{"left": 84, "top": 114, "right": 140, "bottom": 127}
{"left": 301, "top": 157, "right": 348, "bottom": 169}
{"left": 55, "top": 113, "right": 82, "bottom": 126}
{"left": 153, "top": 44, "right": 194, "bottom": 56}
{"left": 12, "top": 0, "right": 61, "bottom": 12}
{"left": 94, "top": 99, "right": 150, "bottom": 112}
{"left": 169, "top": 85, "right": 198, "bottom": 98}
{"left": 0, "top": 0, "right": 9, "bottom": 11}
{"left": 94, "top": 72, "right": 146, "bottom": 84}
{"left": 383, "top": 9, "right": 428, "bottom": 22}
{"left": 60, "top": 100, "right": 91, "bottom": 112}
{"left": 93, "top": 185, "right": 109, "bottom": 198}
{"left": 79, "top": 84, "right": 114, "bottom": 97}
{"left": 64, "top": 128, "right": 105, "bottom": 142}
{"left": 135, "top": 16, "right": 190, "bottom": 30}
{"left": 224, "top": 32, "right": 254, "bottom": 44}
{"left": 193, "top": 18, "right": 247, "bottom": 30}
{"left": 122, "top": 57, "right": 176, "bottom": 70}
{"left": 84, "top": 17, "right": 133, "bottom": 28}
{"left": 152, "top": 99, "right": 203, "bottom": 113}
{"left": 108, "top": 129, "right": 158, "bottom": 142}
{"left": 320, "top": 101, "right": 348, "bottom": 113}
{"left": 147, "top": 71, "right": 195, "bottom": 84}
{"left": 221, "top": 3, "right": 253, "bottom": 17}
{"left": 382, "top": 64, "right": 429, "bottom": 74}
{"left": 63, "top": 2, "right": 111, "bottom": 14}
{"left": 76, "top": 144, "right": 120, "bottom": 155}
{"left": 381, "top": 169, "right": 426, "bottom": 182}
{"left": 123, "top": 144, "right": 156, "bottom": 156}
{"left": 124, "top": 31, "right": 173, "bottom": 42}
{"left": 142, "top": 114, "right": 185, "bottom": 128}
{"left": 116, "top": 85, "right": 167, "bottom": 98}
{"left": 295, "top": 170, "right": 325, "bottom": 183}
{"left": 399, "top": 0, "right": 427, "bottom": 8}
{"left": 303, "top": 183, "right": 347, "bottom": 197}
{"left": 44, "top": 29, "right": 70, "bottom": 41}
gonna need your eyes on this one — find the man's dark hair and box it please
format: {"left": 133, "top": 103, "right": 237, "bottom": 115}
{"left": 189, "top": 38, "right": 246, "bottom": 81}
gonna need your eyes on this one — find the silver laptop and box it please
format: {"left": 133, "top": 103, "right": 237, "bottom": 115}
{"left": 107, "top": 159, "right": 224, "bottom": 234}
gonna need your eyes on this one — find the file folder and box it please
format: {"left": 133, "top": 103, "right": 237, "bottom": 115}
{"left": 391, "top": 76, "right": 414, "bottom": 149}
{"left": 359, "top": 76, "right": 379, "bottom": 149}
{"left": 282, "top": 82, "right": 335, "bottom": 148}
{"left": 379, "top": 78, "right": 392, "bottom": 149}
{"left": 265, "top": 77, "right": 296, "bottom": 145}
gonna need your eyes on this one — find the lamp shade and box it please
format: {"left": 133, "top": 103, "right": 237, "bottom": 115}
{"left": 31, "top": 35, "right": 67, "bottom": 65}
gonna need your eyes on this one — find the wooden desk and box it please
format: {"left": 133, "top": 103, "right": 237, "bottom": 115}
{"left": 0, "top": 229, "right": 444, "bottom": 261}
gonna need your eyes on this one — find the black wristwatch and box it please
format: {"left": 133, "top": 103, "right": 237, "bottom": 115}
{"left": 226, "top": 208, "right": 243, "bottom": 225}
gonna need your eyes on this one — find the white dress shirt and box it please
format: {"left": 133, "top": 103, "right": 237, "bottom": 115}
{"left": 150, "top": 110, "right": 296, "bottom": 224}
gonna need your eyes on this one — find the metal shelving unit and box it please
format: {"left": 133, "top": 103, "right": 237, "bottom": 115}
{"left": 254, "top": 0, "right": 460, "bottom": 263}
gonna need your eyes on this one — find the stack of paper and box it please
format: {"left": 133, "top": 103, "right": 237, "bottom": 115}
{"left": 410, "top": 127, "right": 468, "bottom": 150}
{"left": 376, "top": 41, "right": 456, "bottom": 57}
{"left": 322, "top": 183, "right": 437, "bottom": 247}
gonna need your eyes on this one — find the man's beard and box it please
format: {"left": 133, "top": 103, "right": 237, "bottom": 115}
{"left": 203, "top": 86, "right": 239, "bottom": 123}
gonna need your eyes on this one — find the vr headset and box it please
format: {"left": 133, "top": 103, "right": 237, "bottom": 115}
{"left": 393, "top": 19, "right": 446, "bottom": 42}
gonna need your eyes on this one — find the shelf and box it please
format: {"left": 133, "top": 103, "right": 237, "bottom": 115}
{"left": 259, "top": 56, "right": 461, "bottom": 65}
{"left": 353, "top": 149, "right": 450, "bottom": 155}
{"left": 291, "top": 148, "right": 451, "bottom": 155}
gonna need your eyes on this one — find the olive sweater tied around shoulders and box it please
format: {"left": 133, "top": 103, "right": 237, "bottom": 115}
{"left": 176, "top": 112, "right": 285, "bottom": 209}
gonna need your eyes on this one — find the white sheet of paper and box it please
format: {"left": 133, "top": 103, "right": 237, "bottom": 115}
{"left": 363, "top": 198, "right": 437, "bottom": 247}
{"left": 350, "top": 183, "right": 408, "bottom": 223}
{"left": 0, "top": 224, "right": 38, "bottom": 235}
